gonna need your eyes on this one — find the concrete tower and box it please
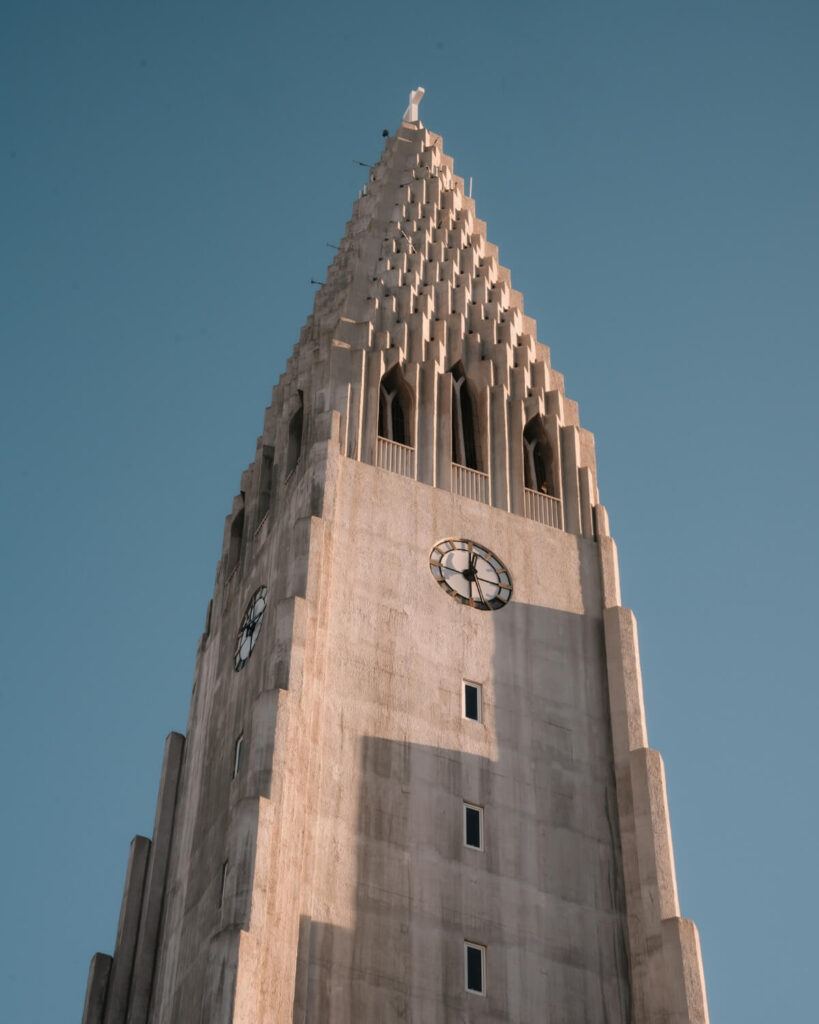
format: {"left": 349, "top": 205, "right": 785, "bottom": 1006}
{"left": 82, "top": 105, "right": 709, "bottom": 1024}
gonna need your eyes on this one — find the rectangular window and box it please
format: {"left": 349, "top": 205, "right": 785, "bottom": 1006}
{"left": 464, "top": 803, "right": 483, "bottom": 849}
{"left": 464, "top": 942, "right": 486, "bottom": 995}
{"left": 233, "top": 734, "right": 244, "bottom": 777}
{"left": 463, "top": 681, "right": 482, "bottom": 722}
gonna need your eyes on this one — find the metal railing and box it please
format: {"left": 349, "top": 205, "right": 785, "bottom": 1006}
{"left": 524, "top": 488, "right": 563, "bottom": 529}
{"left": 376, "top": 436, "right": 416, "bottom": 479}
{"left": 451, "top": 463, "right": 489, "bottom": 504}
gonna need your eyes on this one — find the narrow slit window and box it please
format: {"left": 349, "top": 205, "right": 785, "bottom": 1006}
{"left": 219, "top": 861, "right": 228, "bottom": 908}
{"left": 463, "top": 682, "right": 482, "bottom": 722}
{"left": 233, "top": 734, "right": 244, "bottom": 778}
{"left": 464, "top": 942, "right": 486, "bottom": 995}
{"left": 464, "top": 803, "right": 483, "bottom": 849}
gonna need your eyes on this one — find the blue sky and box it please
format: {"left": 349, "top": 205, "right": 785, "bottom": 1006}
{"left": 2, "top": 2, "right": 817, "bottom": 1020}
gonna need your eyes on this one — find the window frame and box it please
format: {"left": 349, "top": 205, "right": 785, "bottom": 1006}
{"left": 464, "top": 941, "right": 486, "bottom": 995}
{"left": 463, "top": 681, "right": 482, "bottom": 723}
{"left": 463, "top": 802, "right": 484, "bottom": 850}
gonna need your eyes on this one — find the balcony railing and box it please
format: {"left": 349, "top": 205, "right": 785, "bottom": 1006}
{"left": 524, "top": 487, "right": 563, "bottom": 529}
{"left": 451, "top": 463, "right": 489, "bottom": 504}
{"left": 376, "top": 436, "right": 416, "bottom": 479}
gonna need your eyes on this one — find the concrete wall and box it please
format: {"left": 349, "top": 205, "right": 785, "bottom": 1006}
{"left": 232, "top": 454, "right": 633, "bottom": 1023}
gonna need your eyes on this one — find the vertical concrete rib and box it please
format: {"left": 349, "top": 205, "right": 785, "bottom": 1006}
{"left": 82, "top": 953, "right": 112, "bottom": 1024}
{"left": 662, "top": 917, "right": 710, "bottom": 1023}
{"left": 125, "top": 732, "right": 185, "bottom": 1024}
{"left": 363, "top": 350, "right": 383, "bottom": 466}
{"left": 436, "top": 372, "right": 453, "bottom": 490}
{"left": 508, "top": 399, "right": 525, "bottom": 516}
{"left": 601, "top": 582, "right": 710, "bottom": 1022}
{"left": 578, "top": 466, "right": 595, "bottom": 538}
{"left": 417, "top": 362, "right": 438, "bottom": 485}
{"left": 544, "top": 412, "right": 563, "bottom": 506}
{"left": 560, "top": 425, "right": 582, "bottom": 534}
{"left": 490, "top": 385, "right": 510, "bottom": 511}
{"left": 103, "top": 835, "right": 151, "bottom": 1024}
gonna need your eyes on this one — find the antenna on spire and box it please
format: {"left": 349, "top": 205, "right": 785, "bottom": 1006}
{"left": 402, "top": 87, "right": 425, "bottom": 123}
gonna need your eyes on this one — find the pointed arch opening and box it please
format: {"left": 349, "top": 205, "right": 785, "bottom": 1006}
{"left": 378, "top": 365, "right": 414, "bottom": 447}
{"left": 522, "top": 416, "right": 563, "bottom": 528}
{"left": 285, "top": 391, "right": 304, "bottom": 478}
{"left": 451, "top": 362, "right": 481, "bottom": 471}
{"left": 523, "top": 417, "right": 555, "bottom": 495}
{"left": 227, "top": 504, "right": 245, "bottom": 576}
{"left": 257, "top": 445, "right": 275, "bottom": 526}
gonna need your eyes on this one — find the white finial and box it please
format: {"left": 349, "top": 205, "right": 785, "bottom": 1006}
{"left": 403, "top": 87, "right": 425, "bottom": 123}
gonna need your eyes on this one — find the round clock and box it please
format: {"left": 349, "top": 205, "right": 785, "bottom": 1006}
{"left": 234, "top": 585, "right": 268, "bottom": 671}
{"left": 429, "top": 539, "right": 512, "bottom": 611}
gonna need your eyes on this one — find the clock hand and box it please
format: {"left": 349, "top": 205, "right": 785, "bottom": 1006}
{"left": 474, "top": 574, "right": 487, "bottom": 606}
{"left": 476, "top": 576, "right": 511, "bottom": 592}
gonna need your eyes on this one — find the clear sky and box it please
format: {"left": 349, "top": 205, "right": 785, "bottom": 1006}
{"left": 2, "top": 2, "right": 817, "bottom": 1020}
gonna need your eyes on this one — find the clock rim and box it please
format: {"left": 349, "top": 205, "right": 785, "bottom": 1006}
{"left": 428, "top": 537, "right": 512, "bottom": 611}
{"left": 233, "top": 584, "right": 269, "bottom": 671}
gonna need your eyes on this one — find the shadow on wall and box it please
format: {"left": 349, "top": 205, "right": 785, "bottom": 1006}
{"left": 292, "top": 598, "right": 632, "bottom": 1024}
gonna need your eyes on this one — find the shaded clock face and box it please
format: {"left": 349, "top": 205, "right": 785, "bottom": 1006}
{"left": 429, "top": 539, "right": 512, "bottom": 611}
{"left": 234, "top": 586, "right": 268, "bottom": 671}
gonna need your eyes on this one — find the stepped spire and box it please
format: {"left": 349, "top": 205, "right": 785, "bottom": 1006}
{"left": 277, "top": 118, "right": 589, "bottom": 532}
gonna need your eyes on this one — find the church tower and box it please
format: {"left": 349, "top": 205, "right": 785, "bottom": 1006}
{"left": 82, "top": 97, "right": 709, "bottom": 1024}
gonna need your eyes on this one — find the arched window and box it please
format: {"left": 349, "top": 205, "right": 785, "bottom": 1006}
{"left": 228, "top": 505, "right": 245, "bottom": 575}
{"left": 286, "top": 391, "right": 304, "bottom": 477}
{"left": 451, "top": 362, "right": 480, "bottom": 470}
{"left": 523, "top": 417, "right": 555, "bottom": 495}
{"left": 378, "top": 365, "right": 413, "bottom": 446}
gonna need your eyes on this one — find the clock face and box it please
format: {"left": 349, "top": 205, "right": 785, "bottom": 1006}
{"left": 429, "top": 539, "right": 512, "bottom": 611}
{"left": 234, "top": 586, "right": 268, "bottom": 671}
